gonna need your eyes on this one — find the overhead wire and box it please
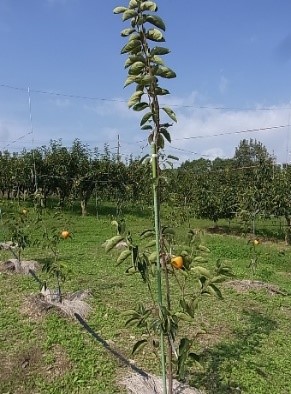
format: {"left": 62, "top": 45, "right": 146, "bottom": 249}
{"left": 1, "top": 82, "right": 291, "bottom": 111}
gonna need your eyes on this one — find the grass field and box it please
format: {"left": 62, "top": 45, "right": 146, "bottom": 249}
{"left": 1, "top": 202, "right": 291, "bottom": 393}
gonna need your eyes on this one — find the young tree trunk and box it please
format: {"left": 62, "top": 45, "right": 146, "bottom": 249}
{"left": 285, "top": 214, "right": 291, "bottom": 245}
{"left": 80, "top": 199, "right": 87, "bottom": 216}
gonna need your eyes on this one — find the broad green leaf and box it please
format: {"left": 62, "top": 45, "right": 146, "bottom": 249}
{"left": 177, "top": 338, "right": 192, "bottom": 381}
{"left": 117, "top": 249, "right": 132, "bottom": 265}
{"left": 124, "top": 75, "right": 139, "bottom": 88}
{"left": 167, "top": 154, "right": 179, "bottom": 161}
{"left": 155, "top": 65, "right": 176, "bottom": 78}
{"left": 120, "top": 39, "right": 141, "bottom": 54}
{"left": 125, "top": 266, "right": 137, "bottom": 274}
{"left": 146, "top": 28, "right": 165, "bottom": 42}
{"left": 128, "top": 91, "right": 143, "bottom": 108}
{"left": 145, "top": 15, "right": 166, "bottom": 31}
{"left": 191, "top": 266, "right": 211, "bottom": 277}
{"left": 193, "top": 256, "right": 208, "bottom": 263}
{"left": 140, "top": 111, "right": 153, "bottom": 126}
{"left": 175, "top": 312, "right": 194, "bottom": 323}
{"left": 162, "top": 107, "right": 177, "bottom": 122}
{"left": 151, "top": 55, "right": 164, "bottom": 65}
{"left": 148, "top": 251, "right": 157, "bottom": 263}
{"left": 132, "top": 102, "right": 149, "bottom": 111}
{"left": 140, "top": 229, "right": 155, "bottom": 238}
{"left": 104, "top": 235, "right": 124, "bottom": 253}
{"left": 140, "top": 1, "right": 157, "bottom": 11}
{"left": 198, "top": 244, "right": 211, "bottom": 253}
{"left": 140, "top": 75, "right": 156, "bottom": 86}
{"left": 145, "top": 239, "right": 156, "bottom": 248}
{"left": 128, "top": 0, "right": 139, "bottom": 8}
{"left": 121, "top": 28, "right": 135, "bottom": 37}
{"left": 141, "top": 124, "right": 153, "bottom": 130}
{"left": 207, "top": 283, "right": 223, "bottom": 299}
{"left": 151, "top": 46, "right": 170, "bottom": 56}
{"left": 160, "top": 128, "right": 171, "bottom": 143}
{"left": 211, "top": 275, "right": 227, "bottom": 284}
{"left": 122, "top": 9, "right": 137, "bottom": 21}
{"left": 148, "top": 133, "right": 153, "bottom": 144}
{"left": 157, "top": 133, "right": 164, "bottom": 149}
{"left": 113, "top": 6, "right": 127, "bottom": 14}
{"left": 154, "top": 87, "right": 170, "bottom": 95}
{"left": 132, "top": 339, "right": 148, "bottom": 355}
{"left": 128, "top": 61, "right": 145, "bottom": 75}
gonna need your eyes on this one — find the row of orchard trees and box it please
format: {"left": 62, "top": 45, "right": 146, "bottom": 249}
{"left": 170, "top": 139, "right": 291, "bottom": 243}
{"left": 0, "top": 139, "right": 152, "bottom": 216}
{"left": 1, "top": 138, "right": 291, "bottom": 241}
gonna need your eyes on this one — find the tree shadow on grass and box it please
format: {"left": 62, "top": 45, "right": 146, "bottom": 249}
{"left": 191, "top": 309, "right": 278, "bottom": 393}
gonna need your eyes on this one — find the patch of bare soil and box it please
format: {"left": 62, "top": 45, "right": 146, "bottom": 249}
{"left": 0, "top": 344, "right": 72, "bottom": 391}
{"left": 120, "top": 372, "right": 203, "bottom": 394}
{"left": 225, "top": 279, "right": 288, "bottom": 296}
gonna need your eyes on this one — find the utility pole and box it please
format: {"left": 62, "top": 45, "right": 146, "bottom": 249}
{"left": 117, "top": 134, "right": 121, "bottom": 162}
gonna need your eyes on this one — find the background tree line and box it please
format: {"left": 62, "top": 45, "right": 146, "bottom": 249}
{"left": 1, "top": 138, "right": 291, "bottom": 242}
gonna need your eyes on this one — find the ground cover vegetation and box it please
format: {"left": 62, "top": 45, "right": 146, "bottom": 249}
{"left": 0, "top": 204, "right": 291, "bottom": 393}
{"left": 1, "top": 1, "right": 291, "bottom": 393}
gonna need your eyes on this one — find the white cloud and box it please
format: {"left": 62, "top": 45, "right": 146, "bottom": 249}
{"left": 160, "top": 95, "right": 291, "bottom": 163}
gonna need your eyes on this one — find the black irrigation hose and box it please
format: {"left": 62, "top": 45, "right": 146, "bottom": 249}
{"left": 27, "top": 267, "right": 148, "bottom": 377}
{"left": 74, "top": 312, "right": 148, "bottom": 378}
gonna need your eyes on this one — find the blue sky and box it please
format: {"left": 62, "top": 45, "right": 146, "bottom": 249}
{"left": 0, "top": 0, "right": 291, "bottom": 163}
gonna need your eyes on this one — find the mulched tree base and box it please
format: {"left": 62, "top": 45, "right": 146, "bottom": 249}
{"left": 120, "top": 372, "right": 203, "bottom": 394}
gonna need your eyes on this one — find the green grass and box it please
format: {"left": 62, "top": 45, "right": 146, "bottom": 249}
{"left": 1, "top": 202, "right": 291, "bottom": 393}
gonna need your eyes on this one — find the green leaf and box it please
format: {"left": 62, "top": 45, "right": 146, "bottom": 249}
{"left": 128, "top": 0, "right": 138, "bottom": 8}
{"left": 140, "top": 229, "right": 155, "bottom": 239}
{"left": 177, "top": 338, "right": 192, "bottom": 381}
{"left": 167, "top": 154, "right": 179, "bottom": 161}
{"left": 128, "top": 61, "right": 145, "bottom": 75}
{"left": 120, "top": 39, "right": 141, "bottom": 54}
{"left": 140, "top": 75, "right": 156, "bottom": 86}
{"left": 193, "top": 256, "right": 208, "bottom": 263}
{"left": 162, "top": 107, "right": 177, "bottom": 122}
{"left": 140, "top": 1, "right": 157, "bottom": 11}
{"left": 128, "top": 91, "right": 144, "bottom": 108}
{"left": 113, "top": 6, "right": 127, "bottom": 14}
{"left": 132, "top": 102, "right": 149, "bottom": 111}
{"left": 145, "top": 239, "right": 156, "bottom": 248}
{"left": 150, "top": 46, "right": 170, "bottom": 56}
{"left": 207, "top": 283, "right": 223, "bottom": 299}
{"left": 146, "top": 28, "right": 165, "bottom": 42}
{"left": 191, "top": 266, "right": 211, "bottom": 277}
{"left": 151, "top": 55, "right": 164, "bottom": 65}
{"left": 157, "top": 134, "right": 164, "bottom": 149}
{"left": 140, "top": 112, "right": 153, "bottom": 126}
{"left": 175, "top": 312, "right": 194, "bottom": 323}
{"left": 122, "top": 9, "right": 137, "bottom": 21}
{"left": 124, "top": 75, "right": 139, "bottom": 88}
{"left": 148, "top": 251, "right": 158, "bottom": 263}
{"left": 155, "top": 65, "right": 176, "bottom": 78}
{"left": 132, "top": 339, "right": 148, "bottom": 355}
{"left": 121, "top": 28, "right": 135, "bottom": 37}
{"left": 198, "top": 244, "right": 211, "bottom": 253}
{"left": 117, "top": 249, "right": 132, "bottom": 265}
{"left": 141, "top": 124, "right": 153, "bottom": 131}
{"left": 155, "top": 87, "right": 170, "bottom": 96}
{"left": 160, "top": 128, "right": 171, "bottom": 143}
{"left": 104, "top": 235, "right": 124, "bottom": 253}
{"left": 145, "top": 15, "right": 166, "bottom": 31}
